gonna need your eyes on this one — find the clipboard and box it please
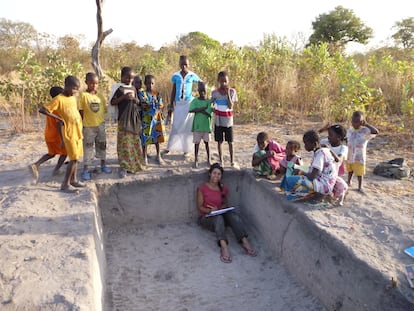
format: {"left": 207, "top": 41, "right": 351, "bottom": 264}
{"left": 404, "top": 246, "right": 414, "bottom": 259}
{"left": 205, "top": 207, "right": 236, "bottom": 217}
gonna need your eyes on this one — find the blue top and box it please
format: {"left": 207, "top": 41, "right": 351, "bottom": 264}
{"left": 171, "top": 70, "right": 200, "bottom": 102}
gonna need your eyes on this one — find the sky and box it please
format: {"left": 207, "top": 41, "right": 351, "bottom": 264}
{"left": 1, "top": 0, "right": 413, "bottom": 53}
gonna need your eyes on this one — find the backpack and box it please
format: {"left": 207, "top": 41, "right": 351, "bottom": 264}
{"left": 373, "top": 158, "right": 411, "bottom": 180}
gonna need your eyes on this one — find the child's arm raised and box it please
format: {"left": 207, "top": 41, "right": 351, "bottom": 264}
{"left": 362, "top": 120, "right": 379, "bottom": 135}
{"left": 318, "top": 123, "right": 330, "bottom": 134}
{"left": 226, "top": 87, "right": 234, "bottom": 110}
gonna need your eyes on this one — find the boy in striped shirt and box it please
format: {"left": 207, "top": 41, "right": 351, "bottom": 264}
{"left": 211, "top": 71, "right": 238, "bottom": 166}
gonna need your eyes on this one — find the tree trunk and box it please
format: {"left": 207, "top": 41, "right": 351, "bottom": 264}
{"left": 91, "top": 0, "right": 113, "bottom": 78}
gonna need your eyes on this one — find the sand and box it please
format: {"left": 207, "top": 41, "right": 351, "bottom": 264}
{"left": 0, "top": 119, "right": 414, "bottom": 310}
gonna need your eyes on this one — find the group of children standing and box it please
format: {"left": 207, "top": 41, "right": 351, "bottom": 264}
{"left": 29, "top": 52, "right": 379, "bottom": 203}
{"left": 32, "top": 74, "right": 112, "bottom": 193}
{"left": 30, "top": 55, "right": 239, "bottom": 192}
{"left": 252, "top": 110, "right": 379, "bottom": 205}
{"left": 189, "top": 70, "right": 238, "bottom": 168}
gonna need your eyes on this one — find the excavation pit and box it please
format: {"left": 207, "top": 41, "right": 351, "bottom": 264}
{"left": 94, "top": 170, "right": 413, "bottom": 311}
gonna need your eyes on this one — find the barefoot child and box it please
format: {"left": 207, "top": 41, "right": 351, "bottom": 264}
{"left": 165, "top": 55, "right": 201, "bottom": 156}
{"left": 346, "top": 111, "right": 379, "bottom": 193}
{"left": 279, "top": 140, "right": 303, "bottom": 176}
{"left": 252, "top": 132, "right": 285, "bottom": 178}
{"left": 319, "top": 123, "right": 349, "bottom": 204}
{"left": 138, "top": 75, "right": 166, "bottom": 165}
{"left": 110, "top": 66, "right": 144, "bottom": 178}
{"left": 39, "top": 76, "right": 84, "bottom": 193}
{"left": 78, "top": 72, "right": 112, "bottom": 180}
{"left": 211, "top": 71, "right": 238, "bottom": 166}
{"left": 189, "top": 82, "right": 213, "bottom": 168}
{"left": 29, "top": 86, "right": 66, "bottom": 183}
{"left": 280, "top": 130, "right": 337, "bottom": 201}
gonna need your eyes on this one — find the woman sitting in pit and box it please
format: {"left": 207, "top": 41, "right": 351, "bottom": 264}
{"left": 197, "top": 163, "right": 257, "bottom": 263}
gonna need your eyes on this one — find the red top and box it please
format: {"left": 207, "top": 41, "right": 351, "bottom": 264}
{"left": 198, "top": 183, "right": 229, "bottom": 216}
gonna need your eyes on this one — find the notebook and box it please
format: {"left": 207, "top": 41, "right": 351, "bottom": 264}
{"left": 404, "top": 246, "right": 414, "bottom": 259}
{"left": 205, "top": 207, "right": 236, "bottom": 217}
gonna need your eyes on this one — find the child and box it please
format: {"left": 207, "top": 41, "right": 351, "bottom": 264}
{"left": 346, "top": 111, "right": 379, "bottom": 193}
{"left": 137, "top": 74, "right": 166, "bottom": 165}
{"left": 78, "top": 72, "right": 112, "bottom": 181}
{"left": 39, "top": 76, "right": 84, "bottom": 193}
{"left": 110, "top": 66, "right": 144, "bottom": 178}
{"left": 29, "top": 86, "right": 66, "bottom": 183}
{"left": 165, "top": 55, "right": 201, "bottom": 156}
{"left": 280, "top": 130, "right": 337, "bottom": 201}
{"left": 252, "top": 132, "right": 286, "bottom": 179}
{"left": 279, "top": 140, "right": 303, "bottom": 176}
{"left": 211, "top": 71, "right": 238, "bottom": 166}
{"left": 319, "top": 124, "right": 349, "bottom": 204}
{"left": 188, "top": 81, "right": 213, "bottom": 168}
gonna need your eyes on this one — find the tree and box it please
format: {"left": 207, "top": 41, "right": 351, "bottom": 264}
{"left": 308, "top": 6, "right": 373, "bottom": 51}
{"left": 176, "top": 32, "right": 221, "bottom": 50}
{"left": 392, "top": 17, "right": 414, "bottom": 49}
{"left": 0, "top": 19, "right": 39, "bottom": 72}
{"left": 91, "top": 0, "right": 113, "bottom": 77}
{"left": 0, "top": 18, "right": 38, "bottom": 50}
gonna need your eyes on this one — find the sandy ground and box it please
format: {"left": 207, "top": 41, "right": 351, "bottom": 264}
{"left": 1, "top": 119, "right": 414, "bottom": 310}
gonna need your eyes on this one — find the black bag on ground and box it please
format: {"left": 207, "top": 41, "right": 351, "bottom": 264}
{"left": 373, "top": 158, "right": 411, "bottom": 179}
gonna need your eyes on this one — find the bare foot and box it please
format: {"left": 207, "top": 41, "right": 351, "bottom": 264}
{"left": 60, "top": 185, "right": 79, "bottom": 194}
{"left": 29, "top": 164, "right": 39, "bottom": 183}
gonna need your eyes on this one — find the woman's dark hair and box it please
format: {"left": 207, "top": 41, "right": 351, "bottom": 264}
{"left": 303, "top": 130, "right": 320, "bottom": 144}
{"left": 209, "top": 163, "right": 225, "bottom": 198}
{"left": 329, "top": 124, "right": 347, "bottom": 142}
{"left": 209, "top": 162, "right": 223, "bottom": 176}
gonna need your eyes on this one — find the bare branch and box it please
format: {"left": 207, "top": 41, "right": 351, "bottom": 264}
{"left": 91, "top": 0, "right": 112, "bottom": 77}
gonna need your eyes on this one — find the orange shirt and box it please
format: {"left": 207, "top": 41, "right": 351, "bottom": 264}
{"left": 44, "top": 115, "right": 62, "bottom": 143}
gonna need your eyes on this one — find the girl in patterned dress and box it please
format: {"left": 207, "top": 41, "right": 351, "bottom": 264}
{"left": 280, "top": 130, "right": 337, "bottom": 201}
{"left": 138, "top": 75, "right": 166, "bottom": 165}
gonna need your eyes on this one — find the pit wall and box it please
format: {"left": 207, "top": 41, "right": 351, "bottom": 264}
{"left": 90, "top": 186, "right": 107, "bottom": 311}
{"left": 96, "top": 170, "right": 413, "bottom": 311}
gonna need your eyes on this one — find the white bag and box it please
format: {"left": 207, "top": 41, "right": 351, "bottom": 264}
{"left": 108, "top": 82, "right": 123, "bottom": 120}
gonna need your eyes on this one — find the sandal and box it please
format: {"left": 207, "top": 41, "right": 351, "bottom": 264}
{"left": 243, "top": 246, "right": 258, "bottom": 257}
{"left": 220, "top": 248, "right": 232, "bottom": 263}
{"left": 220, "top": 254, "right": 232, "bottom": 263}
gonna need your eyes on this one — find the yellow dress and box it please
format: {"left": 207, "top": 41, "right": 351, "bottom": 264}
{"left": 44, "top": 94, "right": 83, "bottom": 160}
